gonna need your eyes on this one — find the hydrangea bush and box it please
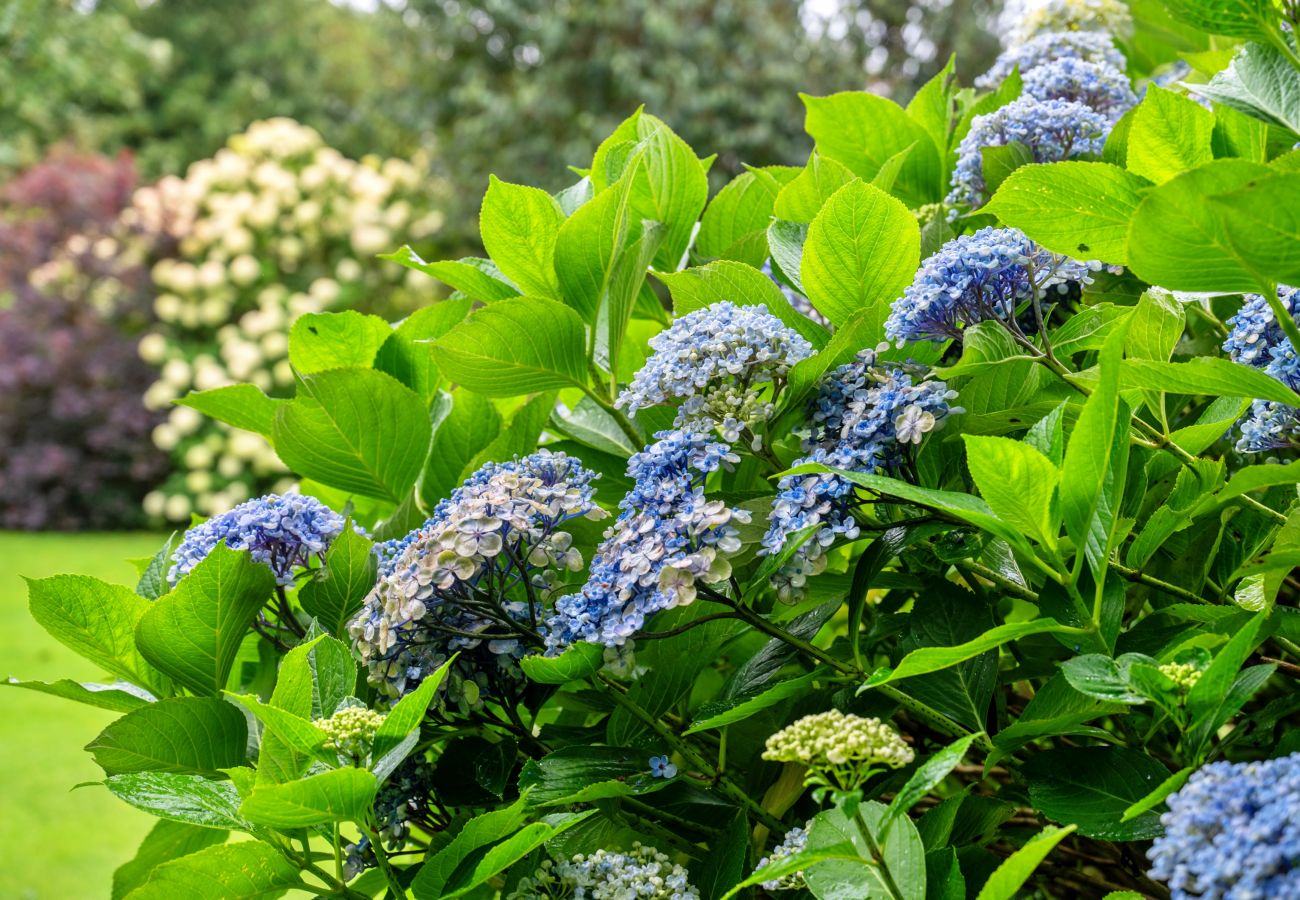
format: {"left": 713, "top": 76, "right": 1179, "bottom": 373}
{"left": 17, "top": 2, "right": 1300, "bottom": 898}
{"left": 131, "top": 118, "right": 447, "bottom": 523}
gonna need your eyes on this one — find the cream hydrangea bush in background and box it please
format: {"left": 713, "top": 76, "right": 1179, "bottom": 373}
{"left": 134, "top": 118, "right": 447, "bottom": 522}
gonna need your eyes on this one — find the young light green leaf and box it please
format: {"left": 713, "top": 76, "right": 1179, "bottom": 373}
{"left": 411, "top": 796, "right": 530, "bottom": 899}
{"left": 371, "top": 656, "right": 454, "bottom": 759}
{"left": 374, "top": 299, "right": 474, "bottom": 400}
{"left": 1121, "top": 766, "right": 1194, "bottom": 823}
{"left": 886, "top": 734, "right": 981, "bottom": 823}
{"left": 974, "top": 825, "right": 1077, "bottom": 900}
{"left": 120, "top": 841, "right": 300, "bottom": 900}
{"left": 862, "top": 619, "right": 1075, "bottom": 689}
{"left": 480, "top": 175, "right": 565, "bottom": 299}
{"left": 963, "top": 435, "right": 1060, "bottom": 548}
{"left": 4, "top": 677, "right": 153, "bottom": 713}
{"left": 1121, "top": 357, "right": 1300, "bottom": 404}
{"left": 273, "top": 367, "right": 432, "bottom": 502}
{"left": 135, "top": 543, "right": 275, "bottom": 696}
{"left": 519, "top": 642, "right": 604, "bottom": 685}
{"left": 298, "top": 524, "right": 375, "bottom": 638}
{"left": 112, "top": 820, "right": 229, "bottom": 900}
{"left": 985, "top": 161, "right": 1147, "bottom": 264}
{"left": 239, "top": 766, "right": 378, "bottom": 828}
{"left": 654, "top": 259, "right": 829, "bottom": 348}
{"left": 429, "top": 296, "right": 587, "bottom": 397}
{"left": 1158, "top": 0, "right": 1282, "bottom": 41}
{"left": 87, "top": 697, "right": 247, "bottom": 775}
{"left": 177, "top": 385, "right": 285, "bottom": 440}
{"left": 440, "top": 811, "right": 597, "bottom": 899}
{"left": 1127, "top": 85, "right": 1215, "bottom": 184}
{"left": 801, "top": 180, "right": 920, "bottom": 331}
{"left": 105, "top": 772, "right": 254, "bottom": 831}
{"left": 685, "top": 670, "right": 824, "bottom": 735}
{"left": 419, "top": 389, "right": 502, "bottom": 508}
{"left": 767, "top": 218, "right": 809, "bottom": 294}
{"left": 554, "top": 163, "right": 636, "bottom": 321}
{"left": 381, "top": 247, "right": 519, "bottom": 303}
{"left": 697, "top": 168, "right": 788, "bottom": 265}
{"left": 288, "top": 311, "right": 392, "bottom": 374}
{"left": 774, "top": 153, "right": 858, "bottom": 223}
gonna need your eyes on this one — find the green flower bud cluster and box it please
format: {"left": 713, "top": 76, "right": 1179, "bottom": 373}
{"left": 763, "top": 710, "right": 914, "bottom": 792}
{"left": 315, "top": 706, "right": 385, "bottom": 763}
{"left": 1159, "top": 661, "right": 1202, "bottom": 692}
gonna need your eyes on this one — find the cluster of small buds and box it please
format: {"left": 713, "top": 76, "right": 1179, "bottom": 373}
{"left": 763, "top": 348, "right": 958, "bottom": 600}
{"left": 1158, "top": 661, "right": 1202, "bottom": 692}
{"left": 885, "top": 227, "right": 1098, "bottom": 344}
{"left": 350, "top": 451, "right": 604, "bottom": 708}
{"left": 763, "top": 710, "right": 914, "bottom": 792}
{"left": 1147, "top": 753, "right": 1300, "bottom": 899}
{"left": 1021, "top": 56, "right": 1136, "bottom": 120}
{"left": 168, "top": 492, "right": 349, "bottom": 586}
{"left": 545, "top": 430, "right": 749, "bottom": 652}
{"left": 948, "top": 96, "right": 1109, "bottom": 211}
{"left": 616, "top": 300, "right": 813, "bottom": 446}
{"left": 649, "top": 755, "right": 678, "bottom": 778}
{"left": 128, "top": 118, "right": 445, "bottom": 522}
{"left": 314, "top": 706, "right": 385, "bottom": 763}
{"left": 1008, "top": 0, "right": 1133, "bottom": 44}
{"left": 757, "top": 824, "right": 810, "bottom": 891}
{"left": 1223, "top": 286, "right": 1300, "bottom": 452}
{"left": 508, "top": 845, "right": 701, "bottom": 900}
{"left": 976, "top": 30, "right": 1127, "bottom": 90}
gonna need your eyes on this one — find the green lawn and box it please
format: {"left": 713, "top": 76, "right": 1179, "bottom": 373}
{"left": 0, "top": 532, "right": 164, "bottom": 900}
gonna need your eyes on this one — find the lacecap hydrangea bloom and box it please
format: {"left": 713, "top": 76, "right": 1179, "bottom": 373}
{"left": 546, "top": 430, "right": 749, "bottom": 652}
{"left": 976, "top": 30, "right": 1127, "bottom": 90}
{"left": 350, "top": 451, "right": 604, "bottom": 707}
{"left": 168, "top": 492, "right": 348, "bottom": 586}
{"left": 1022, "top": 57, "right": 1136, "bottom": 120}
{"left": 1147, "top": 753, "right": 1300, "bottom": 900}
{"left": 1223, "top": 286, "right": 1300, "bottom": 452}
{"left": 948, "top": 96, "right": 1109, "bottom": 210}
{"left": 616, "top": 300, "right": 813, "bottom": 445}
{"left": 763, "top": 348, "right": 958, "bottom": 599}
{"left": 763, "top": 710, "right": 914, "bottom": 792}
{"left": 885, "top": 226, "right": 1097, "bottom": 345}
{"left": 508, "top": 844, "right": 700, "bottom": 900}
{"left": 1009, "top": 0, "right": 1133, "bottom": 44}
{"left": 757, "top": 824, "right": 810, "bottom": 891}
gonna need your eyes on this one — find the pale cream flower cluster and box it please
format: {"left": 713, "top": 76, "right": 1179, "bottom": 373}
{"left": 764, "top": 710, "right": 914, "bottom": 792}
{"left": 314, "top": 706, "right": 386, "bottom": 763}
{"left": 131, "top": 118, "right": 446, "bottom": 522}
{"left": 1159, "top": 661, "right": 1203, "bottom": 692}
{"left": 1008, "top": 0, "right": 1132, "bottom": 44}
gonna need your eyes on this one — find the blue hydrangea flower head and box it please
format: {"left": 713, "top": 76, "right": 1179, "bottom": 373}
{"left": 1147, "top": 753, "right": 1300, "bottom": 899}
{"left": 349, "top": 450, "right": 604, "bottom": 706}
{"left": 763, "top": 349, "right": 958, "bottom": 599}
{"left": 976, "top": 30, "right": 1127, "bottom": 90}
{"left": 617, "top": 300, "right": 813, "bottom": 443}
{"left": 168, "top": 492, "right": 348, "bottom": 586}
{"left": 545, "top": 430, "right": 749, "bottom": 652}
{"left": 1223, "top": 286, "right": 1300, "bottom": 373}
{"left": 1022, "top": 57, "right": 1137, "bottom": 119}
{"left": 757, "top": 824, "right": 810, "bottom": 891}
{"left": 948, "top": 97, "right": 1109, "bottom": 210}
{"left": 885, "top": 226, "right": 1098, "bottom": 344}
{"left": 508, "top": 844, "right": 700, "bottom": 900}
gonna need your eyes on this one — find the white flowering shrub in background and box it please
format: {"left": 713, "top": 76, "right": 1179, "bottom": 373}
{"left": 135, "top": 118, "right": 447, "bottom": 522}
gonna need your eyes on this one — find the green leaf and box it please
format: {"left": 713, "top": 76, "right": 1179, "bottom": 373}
{"left": 767, "top": 218, "right": 809, "bottom": 294}
{"left": 654, "top": 259, "right": 829, "bottom": 348}
{"left": 886, "top": 734, "right": 981, "bottom": 823}
{"left": 554, "top": 163, "right": 636, "bottom": 321}
{"left": 1126, "top": 159, "right": 1274, "bottom": 292}
{"left": 463, "top": 390, "right": 557, "bottom": 476}
{"left": 1158, "top": 0, "right": 1282, "bottom": 41}
{"left": 936, "top": 320, "right": 1032, "bottom": 379}
{"left": 981, "top": 141, "right": 1036, "bottom": 197}
{"left": 697, "top": 169, "right": 787, "bottom": 265}
{"left": 135, "top": 543, "right": 275, "bottom": 696}
{"left": 429, "top": 296, "right": 587, "bottom": 397}
{"left": 974, "top": 825, "right": 1077, "bottom": 900}
{"left": 372, "top": 657, "right": 454, "bottom": 760}
{"left": 806, "top": 802, "right": 927, "bottom": 900}
{"left": 695, "top": 810, "right": 749, "bottom": 900}
{"left": 963, "top": 435, "right": 1060, "bottom": 547}
{"left": 800, "top": 180, "right": 920, "bottom": 331}
{"left": 773, "top": 153, "right": 858, "bottom": 223}
{"left": 87, "top": 697, "right": 247, "bottom": 775}
{"left": 519, "top": 642, "right": 604, "bottom": 684}
{"left": 863, "top": 619, "right": 1076, "bottom": 689}
{"left": 1059, "top": 654, "right": 1150, "bottom": 704}
{"left": 440, "top": 812, "right": 595, "bottom": 899}
{"left": 298, "top": 524, "right": 375, "bottom": 638}
{"left": 1127, "top": 85, "right": 1216, "bottom": 183}
{"left": 240, "top": 767, "right": 378, "bottom": 827}
{"left": 120, "top": 840, "right": 301, "bottom": 900}
{"left": 624, "top": 113, "right": 710, "bottom": 271}
{"left": 1121, "top": 766, "right": 1194, "bottom": 822}
{"left": 604, "top": 220, "right": 667, "bottom": 378}
{"left": 685, "top": 670, "right": 824, "bottom": 735}
{"left": 419, "top": 389, "right": 501, "bottom": 508}
{"left": 1186, "top": 610, "right": 1269, "bottom": 749}
{"left": 374, "top": 299, "right": 474, "bottom": 401}
{"left": 1023, "top": 746, "right": 1170, "bottom": 840}
{"left": 1209, "top": 172, "right": 1300, "bottom": 286}
{"left": 412, "top": 797, "right": 529, "bottom": 899}
{"left": 480, "top": 175, "right": 565, "bottom": 299}
{"left": 288, "top": 311, "right": 391, "bottom": 374}
{"left": 381, "top": 247, "right": 519, "bottom": 303}
{"left": 517, "top": 746, "right": 662, "bottom": 806}
{"left": 275, "top": 634, "right": 355, "bottom": 722}
{"left": 802, "top": 91, "right": 942, "bottom": 206}
{"left": 25, "top": 574, "right": 163, "bottom": 692}
{"left": 906, "top": 55, "right": 958, "bottom": 167}
{"left": 135, "top": 533, "right": 179, "bottom": 601}
{"left": 1127, "top": 290, "right": 1186, "bottom": 363}
{"left": 273, "top": 368, "right": 432, "bottom": 502}
{"left": 4, "top": 676, "right": 153, "bottom": 713}
{"left": 178, "top": 385, "right": 284, "bottom": 440}
{"left": 1121, "top": 357, "right": 1300, "bottom": 404}
{"left": 985, "top": 161, "right": 1148, "bottom": 264}
{"left": 105, "top": 772, "right": 254, "bottom": 831}
{"left": 224, "top": 693, "right": 328, "bottom": 766}
{"left": 1194, "top": 41, "right": 1300, "bottom": 133}
{"left": 113, "top": 821, "right": 229, "bottom": 900}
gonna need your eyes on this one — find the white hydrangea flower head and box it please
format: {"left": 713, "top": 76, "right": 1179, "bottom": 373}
{"left": 764, "top": 710, "right": 914, "bottom": 792}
